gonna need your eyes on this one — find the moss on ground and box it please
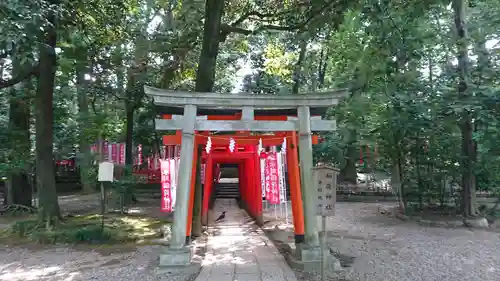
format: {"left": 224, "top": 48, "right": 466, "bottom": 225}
{"left": 0, "top": 214, "right": 170, "bottom": 245}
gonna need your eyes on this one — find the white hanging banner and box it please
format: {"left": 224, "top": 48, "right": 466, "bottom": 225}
{"left": 229, "top": 138, "right": 236, "bottom": 152}
{"left": 201, "top": 164, "right": 206, "bottom": 185}
{"left": 108, "top": 143, "right": 113, "bottom": 162}
{"left": 160, "top": 159, "right": 172, "bottom": 212}
{"left": 277, "top": 152, "right": 287, "bottom": 203}
{"left": 170, "top": 158, "right": 177, "bottom": 211}
{"left": 260, "top": 158, "right": 266, "bottom": 198}
{"left": 206, "top": 137, "right": 212, "bottom": 154}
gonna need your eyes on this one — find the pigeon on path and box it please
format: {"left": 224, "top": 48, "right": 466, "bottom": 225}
{"left": 215, "top": 211, "right": 226, "bottom": 222}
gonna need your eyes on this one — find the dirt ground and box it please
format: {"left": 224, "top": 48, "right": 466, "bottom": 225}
{"left": 262, "top": 202, "right": 500, "bottom": 281}
{"left": 0, "top": 193, "right": 198, "bottom": 281}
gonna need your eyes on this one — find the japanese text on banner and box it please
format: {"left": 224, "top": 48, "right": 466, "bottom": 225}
{"left": 111, "top": 143, "right": 118, "bottom": 163}
{"left": 160, "top": 160, "right": 172, "bottom": 212}
{"left": 266, "top": 152, "right": 280, "bottom": 204}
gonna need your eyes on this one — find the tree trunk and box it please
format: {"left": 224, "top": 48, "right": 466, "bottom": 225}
{"left": 125, "top": 102, "right": 134, "bottom": 166}
{"left": 125, "top": 33, "right": 149, "bottom": 167}
{"left": 341, "top": 149, "right": 359, "bottom": 185}
{"left": 35, "top": 7, "right": 61, "bottom": 226}
{"left": 392, "top": 153, "right": 405, "bottom": 213}
{"left": 292, "top": 38, "right": 307, "bottom": 93}
{"left": 452, "top": 0, "right": 476, "bottom": 217}
{"left": 190, "top": 0, "right": 226, "bottom": 238}
{"left": 195, "top": 0, "right": 226, "bottom": 92}
{"left": 76, "top": 61, "right": 94, "bottom": 193}
{"left": 317, "top": 47, "right": 328, "bottom": 88}
{"left": 7, "top": 60, "right": 33, "bottom": 207}
{"left": 339, "top": 66, "right": 367, "bottom": 185}
{"left": 460, "top": 114, "right": 476, "bottom": 216}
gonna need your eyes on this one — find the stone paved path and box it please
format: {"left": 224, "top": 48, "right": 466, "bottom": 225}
{"left": 194, "top": 199, "right": 297, "bottom": 281}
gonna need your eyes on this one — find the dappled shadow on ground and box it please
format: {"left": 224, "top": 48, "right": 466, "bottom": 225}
{"left": 194, "top": 198, "right": 296, "bottom": 281}
{"left": 0, "top": 193, "right": 186, "bottom": 281}
{"left": 0, "top": 245, "right": 178, "bottom": 281}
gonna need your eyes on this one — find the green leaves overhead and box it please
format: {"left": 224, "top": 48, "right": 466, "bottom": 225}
{"left": 0, "top": 0, "right": 499, "bottom": 212}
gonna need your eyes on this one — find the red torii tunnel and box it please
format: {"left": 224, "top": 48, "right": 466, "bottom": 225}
{"left": 162, "top": 115, "right": 322, "bottom": 244}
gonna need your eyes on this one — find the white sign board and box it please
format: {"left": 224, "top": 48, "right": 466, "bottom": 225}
{"left": 278, "top": 152, "right": 287, "bottom": 203}
{"left": 261, "top": 158, "right": 266, "bottom": 197}
{"left": 313, "top": 165, "right": 338, "bottom": 217}
{"left": 98, "top": 162, "right": 114, "bottom": 182}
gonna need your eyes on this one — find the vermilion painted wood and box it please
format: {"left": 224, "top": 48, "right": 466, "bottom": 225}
{"left": 238, "top": 162, "right": 246, "bottom": 213}
{"left": 163, "top": 116, "right": 306, "bottom": 242}
{"left": 162, "top": 134, "right": 319, "bottom": 146}
{"left": 250, "top": 145, "right": 262, "bottom": 220}
{"left": 202, "top": 156, "right": 214, "bottom": 225}
{"left": 186, "top": 138, "right": 198, "bottom": 239}
{"left": 287, "top": 131, "right": 305, "bottom": 239}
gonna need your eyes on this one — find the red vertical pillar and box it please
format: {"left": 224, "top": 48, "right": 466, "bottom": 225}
{"left": 243, "top": 153, "right": 251, "bottom": 216}
{"left": 202, "top": 155, "right": 213, "bottom": 225}
{"left": 185, "top": 138, "right": 198, "bottom": 244}
{"left": 288, "top": 132, "right": 305, "bottom": 243}
{"left": 215, "top": 164, "right": 221, "bottom": 184}
{"left": 252, "top": 146, "right": 263, "bottom": 224}
{"left": 251, "top": 156, "right": 258, "bottom": 218}
{"left": 238, "top": 162, "right": 246, "bottom": 211}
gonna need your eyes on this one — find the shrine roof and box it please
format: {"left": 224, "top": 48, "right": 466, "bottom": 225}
{"left": 144, "top": 86, "right": 348, "bottom": 116}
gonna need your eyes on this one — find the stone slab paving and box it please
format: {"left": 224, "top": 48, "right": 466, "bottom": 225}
{"left": 194, "top": 199, "right": 297, "bottom": 281}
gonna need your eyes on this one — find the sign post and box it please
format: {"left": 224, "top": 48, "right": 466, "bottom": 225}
{"left": 98, "top": 161, "right": 114, "bottom": 233}
{"left": 313, "top": 165, "right": 339, "bottom": 281}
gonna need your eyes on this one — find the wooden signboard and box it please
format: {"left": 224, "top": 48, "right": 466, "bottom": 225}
{"left": 313, "top": 165, "right": 339, "bottom": 217}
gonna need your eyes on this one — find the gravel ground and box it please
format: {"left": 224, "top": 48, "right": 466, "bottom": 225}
{"left": 0, "top": 193, "right": 197, "bottom": 281}
{"left": 2, "top": 195, "right": 500, "bottom": 281}
{"left": 263, "top": 202, "right": 500, "bottom": 281}
{"left": 0, "top": 244, "right": 199, "bottom": 281}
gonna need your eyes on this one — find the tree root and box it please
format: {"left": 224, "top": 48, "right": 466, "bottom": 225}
{"left": 0, "top": 204, "right": 37, "bottom": 215}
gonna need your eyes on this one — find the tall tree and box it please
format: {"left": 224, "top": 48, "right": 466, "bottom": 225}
{"left": 35, "top": 0, "right": 62, "bottom": 225}
{"left": 452, "top": 0, "right": 476, "bottom": 216}
{"left": 7, "top": 69, "right": 33, "bottom": 207}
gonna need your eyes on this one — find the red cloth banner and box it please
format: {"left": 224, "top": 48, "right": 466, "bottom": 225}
{"left": 265, "top": 152, "right": 280, "bottom": 204}
{"left": 359, "top": 145, "right": 363, "bottom": 165}
{"left": 168, "top": 145, "right": 174, "bottom": 159}
{"left": 111, "top": 143, "right": 118, "bottom": 163}
{"left": 137, "top": 145, "right": 143, "bottom": 165}
{"left": 118, "top": 143, "right": 125, "bottom": 164}
{"left": 160, "top": 159, "right": 172, "bottom": 212}
{"left": 154, "top": 153, "right": 160, "bottom": 170}
{"left": 102, "top": 142, "right": 109, "bottom": 161}
{"left": 201, "top": 164, "right": 205, "bottom": 185}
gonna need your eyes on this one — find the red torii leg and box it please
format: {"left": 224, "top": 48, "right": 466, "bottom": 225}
{"left": 287, "top": 131, "right": 305, "bottom": 243}
{"left": 202, "top": 155, "right": 213, "bottom": 226}
{"left": 250, "top": 145, "right": 263, "bottom": 224}
{"left": 238, "top": 161, "right": 245, "bottom": 209}
{"left": 185, "top": 136, "right": 198, "bottom": 244}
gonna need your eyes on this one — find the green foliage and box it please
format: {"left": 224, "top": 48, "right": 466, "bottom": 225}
{"left": 1, "top": 0, "right": 499, "bottom": 219}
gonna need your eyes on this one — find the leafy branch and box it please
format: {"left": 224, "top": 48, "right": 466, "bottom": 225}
{"left": 0, "top": 63, "right": 39, "bottom": 89}
{"left": 220, "top": 0, "right": 337, "bottom": 39}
